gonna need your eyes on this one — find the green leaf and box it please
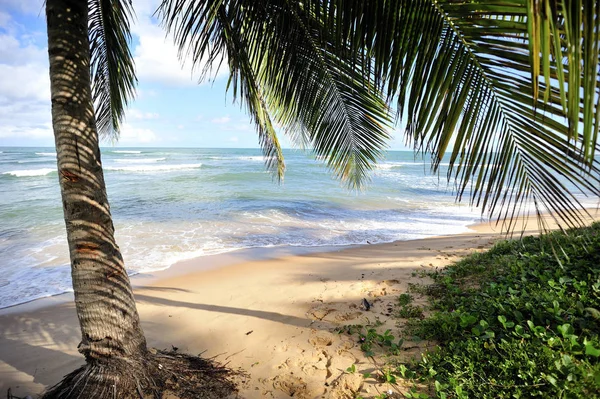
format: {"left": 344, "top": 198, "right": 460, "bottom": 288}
{"left": 585, "top": 343, "right": 600, "bottom": 357}
{"left": 159, "top": 0, "right": 600, "bottom": 231}
{"left": 158, "top": 0, "right": 393, "bottom": 188}
{"left": 307, "top": 0, "right": 600, "bottom": 231}
{"left": 585, "top": 307, "right": 600, "bottom": 320}
{"left": 545, "top": 374, "right": 558, "bottom": 387}
{"left": 89, "top": 0, "right": 137, "bottom": 138}
{"left": 557, "top": 324, "right": 574, "bottom": 338}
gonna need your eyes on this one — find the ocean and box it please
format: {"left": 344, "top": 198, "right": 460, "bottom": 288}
{"left": 1, "top": 147, "right": 489, "bottom": 308}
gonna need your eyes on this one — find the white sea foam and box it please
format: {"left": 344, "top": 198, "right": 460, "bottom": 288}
{"left": 376, "top": 163, "right": 402, "bottom": 170}
{"left": 377, "top": 161, "right": 427, "bottom": 168}
{"left": 239, "top": 156, "right": 273, "bottom": 161}
{"left": 3, "top": 168, "right": 55, "bottom": 177}
{"left": 105, "top": 163, "right": 202, "bottom": 172}
{"left": 36, "top": 152, "right": 57, "bottom": 156}
{"left": 114, "top": 157, "right": 166, "bottom": 164}
{"left": 112, "top": 150, "right": 142, "bottom": 154}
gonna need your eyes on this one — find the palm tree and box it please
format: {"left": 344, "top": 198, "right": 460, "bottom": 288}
{"left": 44, "top": 0, "right": 237, "bottom": 397}
{"left": 42, "top": 0, "right": 599, "bottom": 397}
{"left": 44, "top": 0, "right": 154, "bottom": 397}
{"left": 42, "top": 0, "right": 390, "bottom": 397}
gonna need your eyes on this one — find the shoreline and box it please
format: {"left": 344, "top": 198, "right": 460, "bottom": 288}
{"left": 1, "top": 209, "right": 598, "bottom": 398}
{"left": 0, "top": 202, "right": 577, "bottom": 314}
{"left": 0, "top": 224, "right": 484, "bottom": 316}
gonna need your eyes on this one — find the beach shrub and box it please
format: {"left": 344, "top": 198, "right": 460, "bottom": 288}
{"left": 405, "top": 222, "right": 600, "bottom": 398}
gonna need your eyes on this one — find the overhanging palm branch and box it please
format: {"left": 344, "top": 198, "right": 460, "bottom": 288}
{"left": 527, "top": 0, "right": 600, "bottom": 161}
{"left": 89, "top": 0, "right": 137, "bottom": 138}
{"left": 158, "top": 0, "right": 393, "bottom": 188}
{"left": 303, "top": 0, "right": 600, "bottom": 230}
{"left": 157, "top": 1, "right": 286, "bottom": 179}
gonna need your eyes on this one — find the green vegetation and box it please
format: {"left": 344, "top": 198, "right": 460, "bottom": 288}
{"left": 407, "top": 223, "right": 600, "bottom": 398}
{"left": 337, "top": 321, "right": 404, "bottom": 358}
{"left": 344, "top": 223, "right": 600, "bottom": 398}
{"left": 396, "top": 294, "right": 425, "bottom": 319}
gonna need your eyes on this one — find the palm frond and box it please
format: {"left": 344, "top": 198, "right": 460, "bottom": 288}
{"left": 158, "top": 1, "right": 285, "bottom": 179}
{"left": 89, "top": 0, "right": 137, "bottom": 138}
{"left": 527, "top": 0, "right": 600, "bottom": 162}
{"left": 306, "top": 0, "right": 600, "bottom": 229}
{"left": 158, "top": 0, "right": 393, "bottom": 188}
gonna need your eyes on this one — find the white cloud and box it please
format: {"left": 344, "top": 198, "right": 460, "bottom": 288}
{"left": 0, "top": 12, "right": 51, "bottom": 146}
{"left": 213, "top": 119, "right": 254, "bottom": 133}
{"left": 230, "top": 122, "right": 253, "bottom": 132}
{"left": 127, "top": 109, "right": 159, "bottom": 120}
{"left": 0, "top": 63, "right": 49, "bottom": 102}
{"left": 117, "top": 123, "right": 158, "bottom": 144}
{"left": 211, "top": 116, "right": 231, "bottom": 124}
{"left": 0, "top": 32, "right": 49, "bottom": 103}
{"left": 136, "top": 88, "right": 158, "bottom": 99}
{"left": 131, "top": 0, "right": 227, "bottom": 87}
{"left": 228, "top": 136, "right": 239, "bottom": 142}
{"left": 0, "top": 123, "right": 51, "bottom": 140}
{"left": 0, "top": 34, "right": 45, "bottom": 64}
{"left": 0, "top": 0, "right": 44, "bottom": 15}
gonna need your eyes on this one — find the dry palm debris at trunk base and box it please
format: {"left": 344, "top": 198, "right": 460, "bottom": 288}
{"left": 40, "top": 350, "right": 240, "bottom": 399}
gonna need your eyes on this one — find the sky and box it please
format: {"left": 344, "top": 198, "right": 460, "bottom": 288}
{"left": 0, "top": 0, "right": 409, "bottom": 150}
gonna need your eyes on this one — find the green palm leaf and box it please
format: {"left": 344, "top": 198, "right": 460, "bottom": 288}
{"left": 89, "top": 0, "right": 137, "bottom": 138}
{"left": 527, "top": 0, "right": 600, "bottom": 162}
{"left": 158, "top": 0, "right": 393, "bottom": 188}
{"left": 158, "top": 1, "right": 286, "bottom": 180}
{"left": 306, "top": 0, "right": 600, "bottom": 229}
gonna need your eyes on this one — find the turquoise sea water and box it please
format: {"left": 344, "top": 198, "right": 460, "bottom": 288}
{"left": 0, "top": 147, "right": 508, "bottom": 308}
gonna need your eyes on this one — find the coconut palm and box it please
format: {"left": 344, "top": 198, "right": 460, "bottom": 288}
{"left": 43, "top": 0, "right": 599, "bottom": 397}
{"left": 43, "top": 0, "right": 390, "bottom": 397}
{"left": 44, "top": 0, "right": 152, "bottom": 397}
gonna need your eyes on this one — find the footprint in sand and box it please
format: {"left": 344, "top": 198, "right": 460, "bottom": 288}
{"left": 307, "top": 304, "right": 336, "bottom": 321}
{"left": 308, "top": 330, "right": 335, "bottom": 347}
{"left": 272, "top": 375, "right": 310, "bottom": 398}
{"left": 334, "top": 311, "right": 363, "bottom": 322}
{"left": 329, "top": 373, "right": 364, "bottom": 399}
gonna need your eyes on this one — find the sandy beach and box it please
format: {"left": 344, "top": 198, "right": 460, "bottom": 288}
{"left": 1, "top": 209, "right": 599, "bottom": 398}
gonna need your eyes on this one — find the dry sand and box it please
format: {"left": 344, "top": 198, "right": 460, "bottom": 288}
{"left": 1, "top": 209, "right": 599, "bottom": 398}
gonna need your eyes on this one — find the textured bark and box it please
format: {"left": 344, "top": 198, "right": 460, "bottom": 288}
{"left": 43, "top": 2, "right": 238, "bottom": 397}
{"left": 46, "top": 0, "right": 146, "bottom": 362}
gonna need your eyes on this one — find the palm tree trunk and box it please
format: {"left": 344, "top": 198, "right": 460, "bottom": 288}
{"left": 42, "top": 1, "right": 237, "bottom": 397}
{"left": 46, "top": 0, "right": 146, "bottom": 362}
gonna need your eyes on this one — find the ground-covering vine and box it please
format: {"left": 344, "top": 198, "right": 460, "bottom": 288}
{"left": 341, "top": 223, "right": 600, "bottom": 398}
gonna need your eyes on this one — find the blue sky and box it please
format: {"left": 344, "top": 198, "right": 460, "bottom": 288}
{"left": 0, "top": 0, "right": 409, "bottom": 150}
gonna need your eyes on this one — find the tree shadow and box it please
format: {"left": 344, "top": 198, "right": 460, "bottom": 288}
{"left": 0, "top": 337, "right": 83, "bottom": 387}
{"left": 0, "top": 305, "right": 83, "bottom": 394}
{"left": 134, "top": 294, "right": 315, "bottom": 329}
